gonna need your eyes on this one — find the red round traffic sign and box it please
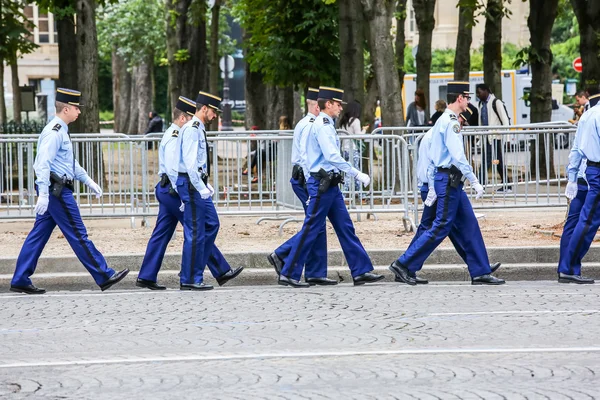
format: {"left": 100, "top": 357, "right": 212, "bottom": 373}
{"left": 573, "top": 57, "right": 583, "bottom": 73}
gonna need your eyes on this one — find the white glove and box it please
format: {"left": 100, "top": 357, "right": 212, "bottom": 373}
{"left": 473, "top": 182, "right": 485, "bottom": 200}
{"left": 179, "top": 202, "right": 185, "bottom": 212}
{"left": 87, "top": 180, "right": 103, "bottom": 198}
{"left": 206, "top": 183, "right": 215, "bottom": 196}
{"left": 565, "top": 181, "right": 578, "bottom": 200}
{"left": 424, "top": 187, "right": 437, "bottom": 207}
{"left": 356, "top": 172, "right": 371, "bottom": 188}
{"left": 200, "top": 187, "right": 212, "bottom": 199}
{"left": 35, "top": 193, "right": 49, "bottom": 215}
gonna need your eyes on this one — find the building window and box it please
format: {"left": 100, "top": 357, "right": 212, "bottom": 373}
{"left": 37, "top": 11, "right": 50, "bottom": 43}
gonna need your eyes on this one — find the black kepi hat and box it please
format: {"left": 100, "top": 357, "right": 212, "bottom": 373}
{"left": 318, "top": 86, "right": 346, "bottom": 104}
{"left": 306, "top": 87, "right": 319, "bottom": 101}
{"left": 176, "top": 96, "right": 196, "bottom": 116}
{"left": 56, "top": 88, "right": 84, "bottom": 107}
{"left": 590, "top": 93, "right": 600, "bottom": 108}
{"left": 196, "top": 91, "right": 222, "bottom": 113}
{"left": 459, "top": 106, "right": 474, "bottom": 121}
{"left": 447, "top": 81, "right": 473, "bottom": 96}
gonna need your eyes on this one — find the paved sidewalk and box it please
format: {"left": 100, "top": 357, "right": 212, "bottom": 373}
{"left": 1, "top": 282, "right": 599, "bottom": 399}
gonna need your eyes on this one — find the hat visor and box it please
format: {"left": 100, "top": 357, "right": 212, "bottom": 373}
{"left": 68, "top": 102, "right": 84, "bottom": 108}
{"left": 209, "top": 105, "right": 222, "bottom": 113}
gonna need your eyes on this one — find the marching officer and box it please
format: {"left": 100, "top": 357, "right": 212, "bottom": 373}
{"left": 275, "top": 86, "right": 384, "bottom": 287}
{"left": 136, "top": 96, "right": 243, "bottom": 290}
{"left": 558, "top": 93, "right": 600, "bottom": 284}
{"left": 390, "top": 82, "right": 504, "bottom": 286}
{"left": 11, "top": 88, "right": 129, "bottom": 294}
{"left": 175, "top": 91, "right": 228, "bottom": 290}
{"left": 267, "top": 88, "right": 335, "bottom": 285}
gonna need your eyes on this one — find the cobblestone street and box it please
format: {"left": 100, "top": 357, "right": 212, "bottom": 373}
{"left": 1, "top": 282, "right": 599, "bottom": 399}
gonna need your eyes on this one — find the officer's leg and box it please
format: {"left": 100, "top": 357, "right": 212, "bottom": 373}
{"left": 200, "top": 198, "right": 219, "bottom": 280}
{"left": 564, "top": 168, "right": 600, "bottom": 274}
{"left": 274, "top": 179, "right": 307, "bottom": 260}
{"left": 327, "top": 186, "right": 373, "bottom": 277}
{"left": 281, "top": 178, "right": 335, "bottom": 281}
{"left": 558, "top": 187, "right": 587, "bottom": 275}
{"left": 138, "top": 186, "right": 179, "bottom": 282}
{"left": 12, "top": 212, "right": 57, "bottom": 287}
{"left": 206, "top": 247, "right": 231, "bottom": 278}
{"left": 409, "top": 187, "right": 435, "bottom": 247}
{"left": 399, "top": 174, "right": 460, "bottom": 273}
{"left": 51, "top": 189, "right": 115, "bottom": 286}
{"left": 178, "top": 177, "right": 207, "bottom": 284}
{"left": 451, "top": 189, "right": 492, "bottom": 277}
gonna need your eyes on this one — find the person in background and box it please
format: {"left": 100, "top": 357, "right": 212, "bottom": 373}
{"left": 145, "top": 111, "right": 164, "bottom": 150}
{"left": 374, "top": 99, "right": 382, "bottom": 129}
{"left": 429, "top": 100, "right": 447, "bottom": 125}
{"left": 339, "top": 101, "right": 368, "bottom": 193}
{"left": 406, "top": 89, "right": 428, "bottom": 127}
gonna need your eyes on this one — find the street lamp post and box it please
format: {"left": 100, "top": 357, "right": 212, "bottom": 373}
{"left": 220, "top": 55, "right": 234, "bottom": 131}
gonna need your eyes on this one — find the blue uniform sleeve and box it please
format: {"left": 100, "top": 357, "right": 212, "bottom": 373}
{"left": 567, "top": 122, "right": 584, "bottom": 183}
{"left": 74, "top": 159, "right": 91, "bottom": 184}
{"left": 181, "top": 126, "right": 206, "bottom": 192}
{"left": 34, "top": 132, "right": 62, "bottom": 195}
{"left": 443, "top": 121, "right": 478, "bottom": 184}
{"left": 315, "top": 125, "right": 360, "bottom": 176}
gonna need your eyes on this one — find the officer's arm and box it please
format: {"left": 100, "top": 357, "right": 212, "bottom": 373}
{"left": 315, "top": 126, "right": 360, "bottom": 176}
{"left": 73, "top": 159, "right": 92, "bottom": 185}
{"left": 567, "top": 122, "right": 584, "bottom": 182}
{"left": 181, "top": 127, "right": 207, "bottom": 192}
{"left": 298, "top": 124, "right": 312, "bottom": 178}
{"left": 444, "top": 121, "right": 478, "bottom": 184}
{"left": 164, "top": 141, "right": 180, "bottom": 190}
{"left": 33, "top": 132, "right": 61, "bottom": 195}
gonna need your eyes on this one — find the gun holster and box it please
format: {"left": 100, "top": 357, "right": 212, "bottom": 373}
{"left": 292, "top": 165, "right": 306, "bottom": 186}
{"left": 50, "top": 172, "right": 66, "bottom": 198}
{"left": 316, "top": 169, "right": 332, "bottom": 194}
{"left": 448, "top": 165, "right": 464, "bottom": 189}
{"left": 159, "top": 174, "right": 170, "bottom": 188}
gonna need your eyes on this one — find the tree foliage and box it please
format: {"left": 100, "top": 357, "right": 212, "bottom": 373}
{"left": 0, "top": 0, "right": 39, "bottom": 64}
{"left": 232, "top": 0, "right": 339, "bottom": 87}
{"left": 97, "top": 0, "right": 166, "bottom": 66}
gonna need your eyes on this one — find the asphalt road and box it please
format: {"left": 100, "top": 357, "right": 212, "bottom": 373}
{"left": 1, "top": 281, "right": 599, "bottom": 399}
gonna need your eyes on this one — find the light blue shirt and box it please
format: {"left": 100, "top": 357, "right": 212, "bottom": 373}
{"left": 428, "top": 108, "right": 477, "bottom": 185}
{"left": 567, "top": 104, "right": 600, "bottom": 182}
{"left": 159, "top": 123, "right": 181, "bottom": 189}
{"left": 175, "top": 116, "right": 208, "bottom": 192}
{"left": 417, "top": 129, "right": 433, "bottom": 189}
{"left": 292, "top": 112, "right": 316, "bottom": 166}
{"left": 34, "top": 116, "right": 90, "bottom": 195}
{"left": 305, "top": 112, "right": 360, "bottom": 177}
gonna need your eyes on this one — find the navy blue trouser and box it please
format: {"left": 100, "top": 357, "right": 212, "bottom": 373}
{"left": 559, "top": 165, "right": 600, "bottom": 275}
{"left": 138, "top": 182, "right": 231, "bottom": 283}
{"left": 12, "top": 187, "right": 115, "bottom": 287}
{"left": 558, "top": 179, "right": 588, "bottom": 275}
{"left": 408, "top": 184, "right": 468, "bottom": 275}
{"left": 281, "top": 176, "right": 372, "bottom": 281}
{"left": 177, "top": 175, "right": 220, "bottom": 284}
{"left": 399, "top": 172, "right": 491, "bottom": 278}
{"left": 274, "top": 177, "right": 328, "bottom": 278}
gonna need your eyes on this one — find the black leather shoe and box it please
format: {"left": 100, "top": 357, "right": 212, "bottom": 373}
{"left": 278, "top": 275, "right": 310, "bottom": 288}
{"left": 396, "top": 276, "right": 428, "bottom": 284}
{"left": 267, "top": 253, "right": 283, "bottom": 276}
{"left": 180, "top": 282, "right": 214, "bottom": 291}
{"left": 471, "top": 274, "right": 505, "bottom": 285}
{"left": 353, "top": 272, "right": 385, "bottom": 286}
{"left": 558, "top": 273, "right": 595, "bottom": 284}
{"left": 10, "top": 284, "right": 46, "bottom": 295}
{"left": 306, "top": 277, "right": 338, "bottom": 286}
{"left": 216, "top": 266, "right": 244, "bottom": 286}
{"left": 136, "top": 278, "right": 166, "bottom": 290}
{"left": 389, "top": 260, "right": 417, "bottom": 285}
{"left": 490, "top": 262, "right": 501, "bottom": 273}
{"left": 100, "top": 269, "right": 130, "bottom": 291}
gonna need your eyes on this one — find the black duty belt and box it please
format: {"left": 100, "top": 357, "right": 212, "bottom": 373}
{"left": 578, "top": 178, "right": 588, "bottom": 186}
{"left": 178, "top": 172, "right": 208, "bottom": 185}
{"left": 587, "top": 160, "right": 600, "bottom": 167}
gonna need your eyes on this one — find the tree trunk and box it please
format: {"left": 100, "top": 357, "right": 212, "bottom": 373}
{"left": 413, "top": 0, "right": 436, "bottom": 117}
{"left": 293, "top": 89, "right": 303, "bottom": 124}
{"left": 75, "top": 0, "right": 99, "bottom": 134}
{"left": 136, "top": 57, "right": 154, "bottom": 135}
{"left": 127, "top": 66, "right": 140, "bottom": 134}
{"left": 10, "top": 61, "right": 21, "bottom": 123}
{"left": 112, "top": 48, "right": 131, "bottom": 133}
{"left": 339, "top": 0, "right": 364, "bottom": 106}
{"left": 182, "top": 0, "right": 208, "bottom": 94}
{"left": 364, "top": 75, "right": 379, "bottom": 132}
{"left": 483, "top": 0, "right": 503, "bottom": 98}
{"left": 395, "top": 0, "right": 407, "bottom": 88}
{"left": 56, "top": 15, "right": 78, "bottom": 89}
{"left": 0, "top": 62, "right": 6, "bottom": 124}
{"left": 362, "top": 0, "right": 404, "bottom": 127}
{"left": 265, "top": 85, "right": 294, "bottom": 131}
{"left": 165, "top": 0, "right": 182, "bottom": 112}
{"left": 244, "top": 29, "right": 267, "bottom": 131}
{"left": 454, "top": 3, "right": 475, "bottom": 81}
{"left": 529, "top": 0, "right": 559, "bottom": 180}
{"left": 570, "top": 0, "right": 600, "bottom": 89}
{"left": 208, "top": 0, "right": 221, "bottom": 131}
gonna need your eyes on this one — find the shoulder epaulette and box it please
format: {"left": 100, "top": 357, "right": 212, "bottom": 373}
{"left": 51, "top": 124, "right": 61, "bottom": 132}
{"left": 192, "top": 121, "right": 200, "bottom": 129}
{"left": 171, "top": 130, "right": 179, "bottom": 138}
{"left": 309, "top": 118, "right": 315, "bottom": 123}
{"left": 323, "top": 118, "right": 330, "bottom": 125}
{"left": 449, "top": 114, "right": 458, "bottom": 121}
